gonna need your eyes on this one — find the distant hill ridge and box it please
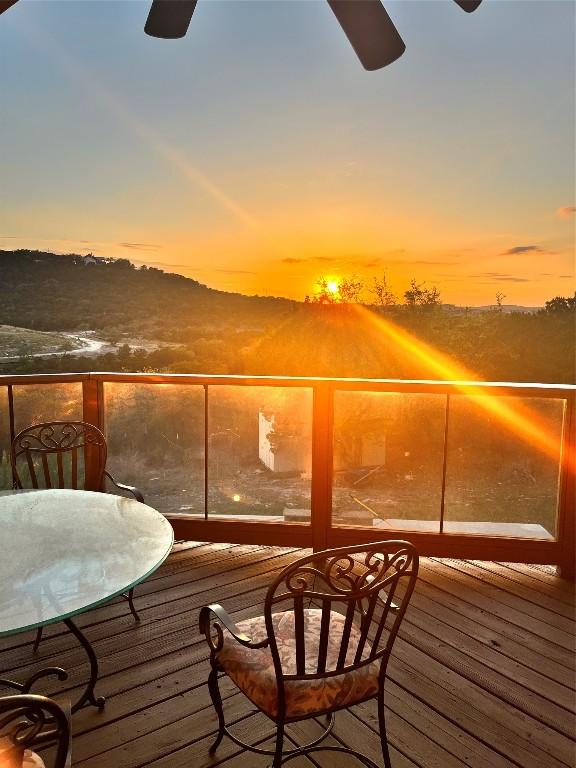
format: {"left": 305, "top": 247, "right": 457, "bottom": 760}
{"left": 0, "top": 250, "right": 573, "bottom": 383}
{"left": 0, "top": 249, "right": 294, "bottom": 336}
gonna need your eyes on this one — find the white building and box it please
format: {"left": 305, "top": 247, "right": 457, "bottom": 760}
{"left": 258, "top": 411, "right": 310, "bottom": 473}
{"left": 259, "top": 410, "right": 386, "bottom": 473}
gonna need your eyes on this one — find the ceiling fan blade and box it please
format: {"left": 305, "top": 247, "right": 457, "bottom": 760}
{"left": 327, "top": 0, "right": 405, "bottom": 70}
{"left": 0, "top": 0, "right": 19, "bottom": 15}
{"left": 453, "top": 0, "right": 482, "bottom": 12}
{"left": 145, "top": 0, "right": 198, "bottom": 39}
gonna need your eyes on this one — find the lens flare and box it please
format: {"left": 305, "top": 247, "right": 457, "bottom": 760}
{"left": 352, "top": 304, "right": 566, "bottom": 465}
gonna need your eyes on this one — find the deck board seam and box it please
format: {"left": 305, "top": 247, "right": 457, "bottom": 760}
{"left": 437, "top": 558, "right": 576, "bottom": 623}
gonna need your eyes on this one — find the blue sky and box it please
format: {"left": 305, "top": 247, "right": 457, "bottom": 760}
{"left": 1, "top": 0, "right": 574, "bottom": 303}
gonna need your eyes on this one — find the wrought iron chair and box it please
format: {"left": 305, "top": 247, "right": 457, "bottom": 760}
{"left": 10, "top": 421, "right": 144, "bottom": 648}
{"left": 200, "top": 540, "right": 418, "bottom": 767}
{"left": 0, "top": 694, "right": 70, "bottom": 767}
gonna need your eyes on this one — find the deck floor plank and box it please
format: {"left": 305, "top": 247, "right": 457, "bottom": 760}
{"left": 436, "top": 558, "right": 576, "bottom": 627}
{"left": 502, "top": 563, "right": 576, "bottom": 594}
{"left": 1, "top": 545, "right": 574, "bottom": 768}
{"left": 409, "top": 577, "right": 573, "bottom": 686}
{"left": 418, "top": 560, "right": 575, "bottom": 658}
{"left": 465, "top": 561, "right": 576, "bottom": 617}
{"left": 403, "top": 595, "right": 575, "bottom": 710}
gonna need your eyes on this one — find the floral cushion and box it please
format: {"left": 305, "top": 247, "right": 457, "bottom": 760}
{"left": 23, "top": 751, "right": 45, "bottom": 768}
{"left": 0, "top": 737, "right": 46, "bottom": 768}
{"left": 217, "top": 609, "right": 380, "bottom": 718}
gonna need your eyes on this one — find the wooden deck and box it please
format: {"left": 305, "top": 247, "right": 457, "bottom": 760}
{"left": 1, "top": 543, "right": 574, "bottom": 767}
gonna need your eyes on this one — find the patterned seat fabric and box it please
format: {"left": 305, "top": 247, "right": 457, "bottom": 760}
{"left": 217, "top": 608, "right": 380, "bottom": 718}
{"left": 23, "top": 751, "right": 45, "bottom": 768}
{"left": 0, "top": 738, "right": 46, "bottom": 768}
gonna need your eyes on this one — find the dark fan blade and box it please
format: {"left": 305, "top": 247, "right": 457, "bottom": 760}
{"left": 327, "top": 0, "right": 405, "bottom": 70}
{"left": 453, "top": 0, "right": 482, "bottom": 12}
{"left": 0, "top": 0, "right": 19, "bottom": 15}
{"left": 145, "top": 0, "right": 198, "bottom": 39}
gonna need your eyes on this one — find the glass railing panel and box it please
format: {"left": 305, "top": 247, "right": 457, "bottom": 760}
{"left": 104, "top": 383, "right": 205, "bottom": 515}
{"left": 332, "top": 391, "right": 445, "bottom": 531}
{"left": 443, "top": 395, "right": 565, "bottom": 539}
{"left": 13, "top": 384, "right": 83, "bottom": 432}
{"left": 0, "top": 387, "right": 10, "bottom": 490}
{"left": 207, "top": 386, "right": 312, "bottom": 523}
{"left": 6, "top": 383, "right": 84, "bottom": 489}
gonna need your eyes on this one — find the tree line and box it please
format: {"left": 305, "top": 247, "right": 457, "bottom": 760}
{"left": 0, "top": 250, "right": 573, "bottom": 384}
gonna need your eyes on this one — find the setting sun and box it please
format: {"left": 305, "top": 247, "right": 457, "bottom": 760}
{"left": 326, "top": 280, "right": 340, "bottom": 295}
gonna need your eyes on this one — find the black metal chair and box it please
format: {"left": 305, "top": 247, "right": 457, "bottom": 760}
{"left": 0, "top": 694, "right": 70, "bottom": 767}
{"left": 10, "top": 420, "right": 142, "bottom": 500}
{"left": 200, "top": 540, "right": 418, "bottom": 767}
{"left": 10, "top": 420, "right": 145, "bottom": 648}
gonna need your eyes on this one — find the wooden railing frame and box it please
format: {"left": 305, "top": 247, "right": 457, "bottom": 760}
{"left": 1, "top": 372, "right": 574, "bottom": 578}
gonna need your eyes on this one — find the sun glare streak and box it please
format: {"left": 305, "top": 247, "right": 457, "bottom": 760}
{"left": 353, "top": 305, "right": 565, "bottom": 464}
{"left": 106, "top": 97, "right": 260, "bottom": 233}
{"left": 152, "top": 144, "right": 258, "bottom": 230}
{"left": 24, "top": 21, "right": 274, "bottom": 241}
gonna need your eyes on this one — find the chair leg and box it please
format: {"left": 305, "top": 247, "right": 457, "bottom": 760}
{"left": 378, "top": 690, "right": 392, "bottom": 768}
{"left": 207, "top": 665, "right": 225, "bottom": 754}
{"left": 127, "top": 587, "right": 140, "bottom": 622}
{"left": 33, "top": 626, "right": 43, "bottom": 654}
{"left": 272, "top": 723, "right": 284, "bottom": 768}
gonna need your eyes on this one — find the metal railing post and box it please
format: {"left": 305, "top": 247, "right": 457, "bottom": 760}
{"left": 439, "top": 393, "right": 451, "bottom": 533}
{"left": 311, "top": 383, "right": 334, "bottom": 552}
{"left": 82, "top": 378, "right": 105, "bottom": 491}
{"left": 7, "top": 384, "right": 17, "bottom": 488}
{"left": 557, "top": 394, "right": 575, "bottom": 580}
{"left": 204, "top": 384, "right": 209, "bottom": 521}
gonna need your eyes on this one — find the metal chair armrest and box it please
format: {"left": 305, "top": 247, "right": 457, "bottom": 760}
{"left": 104, "top": 470, "right": 145, "bottom": 503}
{"left": 199, "top": 604, "right": 269, "bottom": 652}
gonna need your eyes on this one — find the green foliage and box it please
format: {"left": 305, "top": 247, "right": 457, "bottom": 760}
{"left": 242, "top": 304, "right": 575, "bottom": 384}
{"left": 403, "top": 279, "right": 442, "bottom": 308}
{"left": 542, "top": 294, "right": 576, "bottom": 313}
{"left": 0, "top": 249, "right": 292, "bottom": 339}
{"left": 0, "top": 251, "right": 574, "bottom": 385}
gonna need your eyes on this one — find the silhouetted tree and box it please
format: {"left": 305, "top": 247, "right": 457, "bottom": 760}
{"left": 372, "top": 274, "right": 397, "bottom": 307}
{"left": 542, "top": 294, "right": 576, "bottom": 313}
{"left": 307, "top": 276, "right": 365, "bottom": 304}
{"left": 403, "top": 279, "right": 441, "bottom": 308}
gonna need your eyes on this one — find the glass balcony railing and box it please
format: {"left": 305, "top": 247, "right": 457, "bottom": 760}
{"left": 0, "top": 372, "right": 574, "bottom": 575}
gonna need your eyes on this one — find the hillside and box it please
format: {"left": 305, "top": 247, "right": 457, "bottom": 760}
{"left": 0, "top": 250, "right": 294, "bottom": 341}
{"left": 0, "top": 250, "right": 574, "bottom": 383}
{"left": 0, "top": 324, "right": 76, "bottom": 359}
{"left": 242, "top": 303, "right": 575, "bottom": 383}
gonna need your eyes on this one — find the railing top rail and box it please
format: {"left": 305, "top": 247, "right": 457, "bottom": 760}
{"left": 0, "top": 373, "right": 92, "bottom": 385}
{"left": 0, "top": 371, "right": 574, "bottom": 397}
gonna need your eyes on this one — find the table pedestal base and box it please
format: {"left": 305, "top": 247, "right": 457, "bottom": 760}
{"left": 1, "top": 618, "right": 105, "bottom": 713}
{"left": 64, "top": 618, "right": 105, "bottom": 713}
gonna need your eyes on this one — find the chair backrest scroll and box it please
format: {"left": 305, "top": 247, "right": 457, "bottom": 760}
{"left": 11, "top": 421, "right": 107, "bottom": 492}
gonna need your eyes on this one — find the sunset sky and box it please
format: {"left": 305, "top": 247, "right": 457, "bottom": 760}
{"left": 1, "top": 0, "right": 574, "bottom": 305}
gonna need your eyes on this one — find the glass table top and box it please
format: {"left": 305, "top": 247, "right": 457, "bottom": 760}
{"left": 0, "top": 489, "right": 174, "bottom": 637}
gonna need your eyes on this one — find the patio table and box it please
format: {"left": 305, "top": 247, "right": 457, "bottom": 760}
{"left": 0, "top": 488, "right": 173, "bottom": 712}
